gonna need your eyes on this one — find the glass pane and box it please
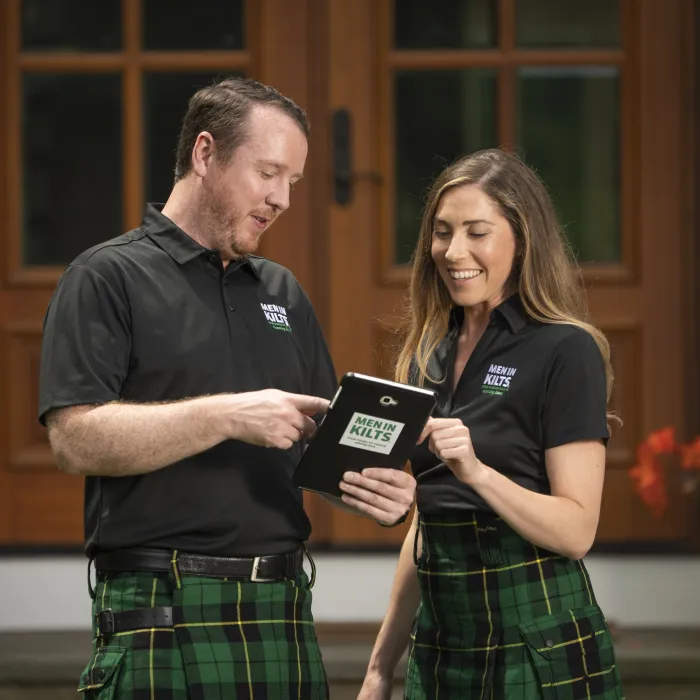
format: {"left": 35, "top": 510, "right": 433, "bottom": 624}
{"left": 21, "top": 0, "right": 121, "bottom": 51}
{"left": 395, "top": 70, "right": 498, "bottom": 265}
{"left": 143, "top": 0, "right": 245, "bottom": 50}
{"left": 395, "top": 0, "right": 496, "bottom": 49}
{"left": 144, "top": 73, "right": 243, "bottom": 203}
{"left": 516, "top": 0, "right": 619, "bottom": 48}
{"left": 22, "top": 74, "right": 122, "bottom": 266}
{"left": 518, "top": 67, "right": 620, "bottom": 263}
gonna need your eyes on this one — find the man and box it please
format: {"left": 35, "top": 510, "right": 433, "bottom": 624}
{"left": 38, "top": 77, "right": 415, "bottom": 699}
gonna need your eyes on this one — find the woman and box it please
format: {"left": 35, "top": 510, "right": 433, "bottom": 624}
{"left": 349, "top": 149, "right": 624, "bottom": 699}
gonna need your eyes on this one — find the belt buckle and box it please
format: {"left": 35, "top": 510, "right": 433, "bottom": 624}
{"left": 250, "top": 556, "right": 276, "bottom": 583}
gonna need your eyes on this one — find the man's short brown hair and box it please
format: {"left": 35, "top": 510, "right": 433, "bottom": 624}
{"left": 174, "top": 76, "right": 310, "bottom": 182}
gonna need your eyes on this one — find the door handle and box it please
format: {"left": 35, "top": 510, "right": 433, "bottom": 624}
{"left": 332, "top": 108, "right": 383, "bottom": 205}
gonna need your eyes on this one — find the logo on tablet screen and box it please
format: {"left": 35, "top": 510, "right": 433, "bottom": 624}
{"left": 260, "top": 303, "right": 291, "bottom": 332}
{"left": 482, "top": 363, "right": 517, "bottom": 396}
{"left": 339, "top": 412, "right": 405, "bottom": 455}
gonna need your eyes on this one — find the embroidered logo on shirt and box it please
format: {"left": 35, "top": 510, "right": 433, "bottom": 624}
{"left": 482, "top": 363, "right": 517, "bottom": 395}
{"left": 260, "top": 303, "right": 292, "bottom": 332}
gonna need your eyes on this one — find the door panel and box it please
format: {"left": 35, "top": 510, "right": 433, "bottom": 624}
{"left": 325, "top": 0, "right": 693, "bottom": 547}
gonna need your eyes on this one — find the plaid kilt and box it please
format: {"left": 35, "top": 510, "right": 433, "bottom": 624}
{"left": 78, "top": 567, "right": 328, "bottom": 699}
{"left": 405, "top": 513, "right": 624, "bottom": 700}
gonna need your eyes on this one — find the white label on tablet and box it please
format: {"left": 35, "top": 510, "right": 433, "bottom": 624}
{"left": 338, "top": 412, "right": 405, "bottom": 454}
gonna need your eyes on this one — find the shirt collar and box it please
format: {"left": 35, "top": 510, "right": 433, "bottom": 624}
{"left": 448, "top": 293, "right": 528, "bottom": 334}
{"left": 140, "top": 203, "right": 261, "bottom": 280}
{"left": 493, "top": 293, "right": 528, "bottom": 333}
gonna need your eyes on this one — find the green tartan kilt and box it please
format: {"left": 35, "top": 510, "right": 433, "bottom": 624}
{"left": 405, "top": 513, "right": 625, "bottom": 700}
{"left": 78, "top": 567, "right": 328, "bottom": 700}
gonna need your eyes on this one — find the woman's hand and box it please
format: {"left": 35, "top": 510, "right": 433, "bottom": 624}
{"left": 357, "top": 671, "right": 393, "bottom": 700}
{"left": 418, "top": 417, "right": 488, "bottom": 486}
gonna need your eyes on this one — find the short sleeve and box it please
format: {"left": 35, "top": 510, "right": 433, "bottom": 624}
{"left": 542, "top": 330, "right": 609, "bottom": 449}
{"left": 38, "top": 263, "right": 132, "bottom": 425}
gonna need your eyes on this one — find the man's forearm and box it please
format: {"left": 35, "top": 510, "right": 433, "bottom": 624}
{"left": 48, "top": 396, "right": 229, "bottom": 477}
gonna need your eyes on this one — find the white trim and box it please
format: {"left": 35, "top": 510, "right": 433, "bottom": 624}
{"left": 0, "top": 555, "right": 698, "bottom": 631}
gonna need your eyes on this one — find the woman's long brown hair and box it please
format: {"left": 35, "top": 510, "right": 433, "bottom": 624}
{"left": 395, "top": 149, "right": 616, "bottom": 418}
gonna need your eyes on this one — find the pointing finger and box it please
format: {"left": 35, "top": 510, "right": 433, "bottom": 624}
{"left": 288, "top": 394, "right": 331, "bottom": 415}
{"left": 300, "top": 414, "right": 317, "bottom": 438}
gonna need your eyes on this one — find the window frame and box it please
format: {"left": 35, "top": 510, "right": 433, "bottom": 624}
{"left": 2, "top": 0, "right": 258, "bottom": 288}
{"left": 377, "top": 0, "right": 637, "bottom": 286}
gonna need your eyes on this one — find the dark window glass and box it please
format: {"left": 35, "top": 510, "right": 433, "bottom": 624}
{"left": 21, "top": 0, "right": 122, "bottom": 52}
{"left": 143, "top": 0, "right": 245, "bottom": 50}
{"left": 144, "top": 72, "right": 242, "bottom": 203}
{"left": 22, "top": 74, "right": 122, "bottom": 266}
{"left": 395, "top": 69, "right": 498, "bottom": 265}
{"left": 395, "top": 0, "right": 496, "bottom": 50}
{"left": 518, "top": 66, "right": 621, "bottom": 263}
{"left": 516, "top": 0, "right": 619, "bottom": 48}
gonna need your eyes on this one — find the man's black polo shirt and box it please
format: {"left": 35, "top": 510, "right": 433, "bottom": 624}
{"left": 38, "top": 204, "right": 337, "bottom": 557}
{"left": 411, "top": 294, "right": 610, "bottom": 514}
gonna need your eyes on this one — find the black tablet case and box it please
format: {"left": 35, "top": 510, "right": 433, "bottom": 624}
{"left": 293, "top": 373, "right": 437, "bottom": 497}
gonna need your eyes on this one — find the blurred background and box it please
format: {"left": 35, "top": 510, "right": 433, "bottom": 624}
{"left": 0, "top": 0, "right": 698, "bottom": 698}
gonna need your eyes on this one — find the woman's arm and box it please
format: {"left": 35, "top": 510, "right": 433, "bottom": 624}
{"left": 358, "top": 510, "right": 422, "bottom": 700}
{"left": 420, "top": 419, "right": 605, "bottom": 560}
{"left": 470, "top": 441, "right": 604, "bottom": 559}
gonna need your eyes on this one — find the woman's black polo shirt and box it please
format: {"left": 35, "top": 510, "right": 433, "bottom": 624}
{"left": 411, "top": 295, "right": 610, "bottom": 515}
{"left": 38, "top": 204, "right": 338, "bottom": 557}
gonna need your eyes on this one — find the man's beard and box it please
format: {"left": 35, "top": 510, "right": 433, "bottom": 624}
{"left": 201, "top": 185, "right": 259, "bottom": 260}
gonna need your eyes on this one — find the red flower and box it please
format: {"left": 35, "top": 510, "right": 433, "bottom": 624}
{"left": 645, "top": 426, "right": 676, "bottom": 455}
{"left": 628, "top": 443, "right": 668, "bottom": 518}
{"left": 628, "top": 428, "right": 700, "bottom": 517}
{"left": 680, "top": 437, "right": 700, "bottom": 470}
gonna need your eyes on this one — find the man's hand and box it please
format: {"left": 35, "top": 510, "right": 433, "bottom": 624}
{"left": 338, "top": 468, "right": 415, "bottom": 526}
{"left": 222, "top": 389, "right": 330, "bottom": 449}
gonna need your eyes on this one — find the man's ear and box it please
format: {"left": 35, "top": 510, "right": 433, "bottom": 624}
{"left": 192, "top": 131, "right": 215, "bottom": 177}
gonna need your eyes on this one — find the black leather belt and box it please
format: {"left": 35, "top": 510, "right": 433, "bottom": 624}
{"left": 96, "top": 606, "right": 173, "bottom": 641}
{"left": 95, "top": 546, "right": 304, "bottom": 582}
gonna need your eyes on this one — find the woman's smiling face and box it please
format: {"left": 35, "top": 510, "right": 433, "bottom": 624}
{"left": 431, "top": 183, "right": 517, "bottom": 310}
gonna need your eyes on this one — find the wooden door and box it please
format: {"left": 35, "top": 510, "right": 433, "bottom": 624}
{"left": 0, "top": 0, "right": 695, "bottom": 551}
{"left": 0, "top": 0, "right": 324, "bottom": 547}
{"left": 322, "top": 0, "right": 697, "bottom": 548}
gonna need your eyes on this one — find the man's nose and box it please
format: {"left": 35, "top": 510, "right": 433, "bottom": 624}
{"left": 266, "top": 184, "right": 290, "bottom": 212}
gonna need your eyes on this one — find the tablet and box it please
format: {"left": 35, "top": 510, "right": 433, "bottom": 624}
{"left": 293, "top": 372, "right": 437, "bottom": 498}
